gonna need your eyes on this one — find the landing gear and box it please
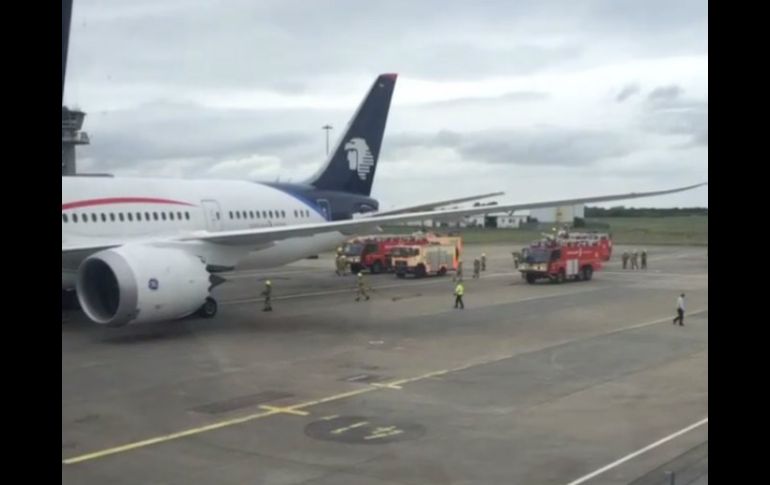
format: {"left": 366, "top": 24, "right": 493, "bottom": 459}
{"left": 62, "top": 289, "right": 80, "bottom": 310}
{"left": 198, "top": 297, "right": 218, "bottom": 318}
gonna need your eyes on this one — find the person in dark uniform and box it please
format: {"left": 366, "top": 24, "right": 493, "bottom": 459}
{"left": 262, "top": 280, "right": 273, "bottom": 312}
{"left": 673, "top": 293, "right": 685, "bottom": 326}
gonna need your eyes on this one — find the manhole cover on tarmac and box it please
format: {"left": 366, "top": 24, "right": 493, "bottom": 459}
{"left": 305, "top": 415, "right": 425, "bottom": 445}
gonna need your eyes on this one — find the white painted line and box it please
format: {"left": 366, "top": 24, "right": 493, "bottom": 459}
{"left": 564, "top": 417, "right": 708, "bottom": 485}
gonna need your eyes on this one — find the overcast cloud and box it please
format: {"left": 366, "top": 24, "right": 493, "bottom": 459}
{"left": 66, "top": 0, "right": 708, "bottom": 209}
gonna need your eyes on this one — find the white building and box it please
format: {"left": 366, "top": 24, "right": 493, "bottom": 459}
{"left": 529, "top": 204, "right": 585, "bottom": 224}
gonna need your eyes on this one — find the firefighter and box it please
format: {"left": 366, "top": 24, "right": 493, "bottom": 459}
{"left": 261, "top": 280, "right": 273, "bottom": 312}
{"left": 673, "top": 293, "right": 685, "bottom": 326}
{"left": 622, "top": 251, "right": 629, "bottom": 270}
{"left": 641, "top": 249, "right": 648, "bottom": 270}
{"left": 336, "top": 254, "right": 347, "bottom": 276}
{"left": 454, "top": 281, "right": 465, "bottom": 309}
{"left": 481, "top": 252, "right": 487, "bottom": 271}
{"left": 473, "top": 258, "right": 481, "bottom": 279}
{"left": 631, "top": 250, "right": 639, "bottom": 270}
{"left": 454, "top": 260, "right": 463, "bottom": 282}
{"left": 512, "top": 252, "right": 520, "bottom": 269}
{"left": 355, "top": 272, "right": 370, "bottom": 302}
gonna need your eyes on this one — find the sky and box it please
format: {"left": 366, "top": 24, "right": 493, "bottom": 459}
{"left": 64, "top": 0, "right": 708, "bottom": 210}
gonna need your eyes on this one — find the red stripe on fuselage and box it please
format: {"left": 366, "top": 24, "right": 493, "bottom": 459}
{"left": 61, "top": 197, "right": 196, "bottom": 211}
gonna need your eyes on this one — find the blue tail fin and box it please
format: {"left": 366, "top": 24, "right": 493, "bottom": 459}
{"left": 306, "top": 73, "right": 397, "bottom": 196}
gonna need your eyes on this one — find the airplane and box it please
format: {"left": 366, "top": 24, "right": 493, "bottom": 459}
{"left": 62, "top": 72, "right": 704, "bottom": 327}
{"left": 62, "top": 7, "right": 705, "bottom": 328}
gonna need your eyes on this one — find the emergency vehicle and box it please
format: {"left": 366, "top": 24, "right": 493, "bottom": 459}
{"left": 558, "top": 231, "right": 613, "bottom": 261}
{"left": 341, "top": 233, "right": 446, "bottom": 274}
{"left": 391, "top": 236, "right": 463, "bottom": 278}
{"left": 518, "top": 237, "right": 603, "bottom": 284}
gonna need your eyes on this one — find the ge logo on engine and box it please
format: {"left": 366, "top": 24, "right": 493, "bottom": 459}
{"left": 148, "top": 278, "right": 159, "bottom": 290}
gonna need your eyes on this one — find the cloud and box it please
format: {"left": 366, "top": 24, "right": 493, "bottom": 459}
{"left": 616, "top": 83, "right": 641, "bottom": 102}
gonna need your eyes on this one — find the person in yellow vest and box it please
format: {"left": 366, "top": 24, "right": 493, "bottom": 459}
{"left": 454, "top": 281, "right": 465, "bottom": 309}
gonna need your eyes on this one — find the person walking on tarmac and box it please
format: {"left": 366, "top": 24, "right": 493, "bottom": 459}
{"left": 481, "top": 252, "right": 487, "bottom": 271}
{"left": 454, "top": 281, "right": 465, "bottom": 309}
{"left": 622, "top": 251, "right": 629, "bottom": 270}
{"left": 454, "top": 260, "right": 464, "bottom": 282}
{"left": 261, "top": 280, "right": 273, "bottom": 312}
{"left": 641, "top": 249, "right": 648, "bottom": 270}
{"left": 473, "top": 258, "right": 481, "bottom": 279}
{"left": 355, "top": 272, "right": 370, "bottom": 302}
{"left": 673, "top": 293, "right": 685, "bottom": 326}
{"left": 631, "top": 250, "right": 639, "bottom": 270}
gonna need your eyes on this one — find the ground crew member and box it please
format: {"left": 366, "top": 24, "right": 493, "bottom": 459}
{"left": 631, "top": 250, "right": 639, "bottom": 270}
{"left": 473, "top": 258, "right": 481, "bottom": 278}
{"left": 355, "top": 272, "right": 370, "bottom": 302}
{"left": 673, "top": 293, "right": 685, "bottom": 326}
{"left": 454, "top": 281, "right": 465, "bottom": 309}
{"left": 622, "top": 251, "right": 629, "bottom": 270}
{"left": 641, "top": 249, "right": 647, "bottom": 270}
{"left": 512, "top": 252, "right": 519, "bottom": 269}
{"left": 262, "top": 280, "right": 273, "bottom": 312}
{"left": 481, "top": 252, "right": 487, "bottom": 271}
{"left": 454, "top": 260, "right": 463, "bottom": 282}
{"left": 335, "top": 254, "right": 345, "bottom": 276}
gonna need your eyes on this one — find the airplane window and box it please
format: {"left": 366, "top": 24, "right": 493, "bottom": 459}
{"left": 73, "top": 214, "right": 78, "bottom": 223}
{"left": 282, "top": 210, "right": 286, "bottom": 218}
{"left": 91, "top": 213, "right": 97, "bottom": 222}
{"left": 161, "top": 212, "right": 167, "bottom": 221}
{"left": 177, "top": 211, "right": 182, "bottom": 220}
{"left": 256, "top": 211, "right": 260, "bottom": 219}
{"left": 110, "top": 213, "right": 116, "bottom": 222}
{"left": 249, "top": 211, "right": 254, "bottom": 219}
{"left": 136, "top": 212, "right": 142, "bottom": 221}
{"left": 145, "top": 212, "right": 150, "bottom": 221}
{"left": 101, "top": 214, "right": 107, "bottom": 222}
{"left": 153, "top": 212, "right": 159, "bottom": 221}
{"left": 127, "top": 213, "right": 133, "bottom": 222}
{"left": 241, "top": 211, "right": 247, "bottom": 219}
{"left": 236, "top": 211, "right": 241, "bottom": 219}
{"left": 229, "top": 211, "right": 233, "bottom": 219}
{"left": 83, "top": 213, "right": 89, "bottom": 223}
{"left": 270, "top": 210, "right": 275, "bottom": 218}
{"left": 62, "top": 214, "right": 68, "bottom": 223}
{"left": 262, "top": 211, "right": 267, "bottom": 218}
{"left": 293, "top": 210, "right": 297, "bottom": 218}
{"left": 169, "top": 212, "right": 175, "bottom": 220}
{"left": 119, "top": 213, "right": 125, "bottom": 222}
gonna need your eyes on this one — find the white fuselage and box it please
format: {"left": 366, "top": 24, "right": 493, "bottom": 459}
{"left": 62, "top": 177, "right": 347, "bottom": 288}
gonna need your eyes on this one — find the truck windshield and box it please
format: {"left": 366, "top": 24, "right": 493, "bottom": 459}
{"left": 391, "top": 247, "right": 419, "bottom": 257}
{"left": 524, "top": 248, "right": 552, "bottom": 263}
{"left": 343, "top": 243, "right": 363, "bottom": 256}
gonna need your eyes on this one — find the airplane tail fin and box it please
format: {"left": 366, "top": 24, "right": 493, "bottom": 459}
{"left": 306, "top": 73, "right": 397, "bottom": 196}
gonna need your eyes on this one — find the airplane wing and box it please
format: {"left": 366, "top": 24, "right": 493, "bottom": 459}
{"left": 61, "top": 182, "right": 705, "bottom": 253}
{"left": 183, "top": 182, "right": 707, "bottom": 247}
{"left": 374, "top": 191, "right": 504, "bottom": 216}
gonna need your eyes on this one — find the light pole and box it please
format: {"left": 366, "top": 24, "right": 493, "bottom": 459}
{"left": 322, "top": 124, "right": 333, "bottom": 155}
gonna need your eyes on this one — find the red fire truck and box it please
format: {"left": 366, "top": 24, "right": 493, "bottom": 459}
{"left": 341, "top": 234, "right": 436, "bottom": 274}
{"left": 518, "top": 238, "right": 604, "bottom": 284}
{"left": 558, "top": 231, "right": 613, "bottom": 261}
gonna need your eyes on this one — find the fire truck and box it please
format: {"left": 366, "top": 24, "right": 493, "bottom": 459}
{"left": 391, "top": 236, "right": 463, "bottom": 278}
{"left": 558, "top": 231, "right": 613, "bottom": 261}
{"left": 341, "top": 234, "right": 442, "bottom": 274}
{"left": 518, "top": 237, "right": 604, "bottom": 284}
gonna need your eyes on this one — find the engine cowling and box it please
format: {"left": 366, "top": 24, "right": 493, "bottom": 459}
{"left": 76, "top": 245, "right": 211, "bottom": 326}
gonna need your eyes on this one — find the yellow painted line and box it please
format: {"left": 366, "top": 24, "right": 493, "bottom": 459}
{"left": 64, "top": 307, "right": 707, "bottom": 465}
{"left": 62, "top": 409, "right": 275, "bottom": 465}
{"left": 331, "top": 421, "right": 369, "bottom": 435}
{"left": 257, "top": 405, "right": 309, "bottom": 416}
